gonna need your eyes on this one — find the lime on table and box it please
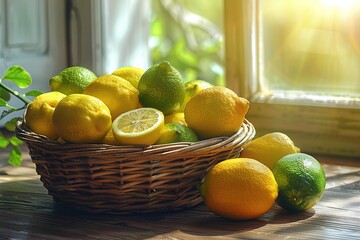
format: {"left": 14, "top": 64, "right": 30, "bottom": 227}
{"left": 138, "top": 61, "right": 185, "bottom": 115}
{"left": 49, "top": 66, "right": 97, "bottom": 95}
{"left": 272, "top": 153, "right": 326, "bottom": 212}
{"left": 112, "top": 108, "right": 164, "bottom": 145}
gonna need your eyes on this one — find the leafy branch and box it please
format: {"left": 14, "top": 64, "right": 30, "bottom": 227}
{"left": 0, "top": 65, "right": 42, "bottom": 166}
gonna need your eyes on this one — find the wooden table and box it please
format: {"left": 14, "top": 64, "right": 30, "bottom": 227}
{"left": 1, "top": 146, "right": 359, "bottom": 239}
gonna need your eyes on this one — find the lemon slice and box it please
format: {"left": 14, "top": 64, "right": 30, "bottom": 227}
{"left": 112, "top": 108, "right": 164, "bottom": 145}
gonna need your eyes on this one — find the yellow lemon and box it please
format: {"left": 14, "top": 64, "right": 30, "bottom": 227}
{"left": 179, "top": 80, "right": 213, "bottom": 111}
{"left": 184, "top": 86, "right": 249, "bottom": 139}
{"left": 112, "top": 108, "right": 164, "bottom": 145}
{"left": 52, "top": 94, "right": 112, "bottom": 143}
{"left": 155, "top": 122, "right": 198, "bottom": 144}
{"left": 83, "top": 74, "right": 139, "bottom": 120}
{"left": 49, "top": 66, "right": 97, "bottom": 95}
{"left": 112, "top": 66, "right": 145, "bottom": 89}
{"left": 138, "top": 61, "right": 185, "bottom": 115}
{"left": 24, "top": 91, "right": 66, "bottom": 140}
{"left": 164, "top": 112, "right": 187, "bottom": 126}
{"left": 241, "top": 132, "right": 300, "bottom": 170}
{"left": 200, "top": 158, "right": 278, "bottom": 220}
{"left": 101, "top": 129, "right": 120, "bottom": 145}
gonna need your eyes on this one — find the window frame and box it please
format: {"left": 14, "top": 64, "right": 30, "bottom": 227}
{"left": 224, "top": 0, "right": 360, "bottom": 158}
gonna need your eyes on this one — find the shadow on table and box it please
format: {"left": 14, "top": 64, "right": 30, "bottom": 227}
{"left": 1, "top": 178, "right": 315, "bottom": 239}
{"left": 44, "top": 199, "right": 314, "bottom": 238}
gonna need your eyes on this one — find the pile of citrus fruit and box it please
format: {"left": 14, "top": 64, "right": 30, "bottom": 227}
{"left": 24, "top": 61, "right": 326, "bottom": 220}
{"left": 25, "top": 61, "right": 249, "bottom": 145}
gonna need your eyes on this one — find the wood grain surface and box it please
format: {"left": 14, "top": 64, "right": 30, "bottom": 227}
{"left": 1, "top": 148, "right": 359, "bottom": 240}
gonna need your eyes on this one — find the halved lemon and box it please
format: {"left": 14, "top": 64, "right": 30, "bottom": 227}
{"left": 112, "top": 108, "right": 164, "bottom": 145}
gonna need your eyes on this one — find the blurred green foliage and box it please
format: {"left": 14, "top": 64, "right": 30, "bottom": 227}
{"left": 0, "top": 65, "right": 42, "bottom": 166}
{"left": 150, "top": 0, "right": 224, "bottom": 86}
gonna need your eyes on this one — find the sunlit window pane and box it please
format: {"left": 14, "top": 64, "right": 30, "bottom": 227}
{"left": 259, "top": 0, "right": 360, "bottom": 97}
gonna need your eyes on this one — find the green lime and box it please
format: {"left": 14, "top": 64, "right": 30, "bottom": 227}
{"left": 179, "top": 80, "right": 213, "bottom": 111}
{"left": 138, "top": 61, "right": 185, "bottom": 115}
{"left": 49, "top": 66, "right": 97, "bottom": 95}
{"left": 272, "top": 153, "right": 326, "bottom": 212}
{"left": 155, "top": 122, "right": 198, "bottom": 144}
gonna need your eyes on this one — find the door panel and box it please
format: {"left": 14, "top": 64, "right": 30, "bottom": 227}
{"left": 0, "top": 0, "right": 68, "bottom": 125}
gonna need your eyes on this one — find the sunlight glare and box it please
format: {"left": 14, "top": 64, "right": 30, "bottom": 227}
{"left": 320, "top": 0, "right": 357, "bottom": 11}
{"left": 259, "top": 0, "right": 360, "bottom": 96}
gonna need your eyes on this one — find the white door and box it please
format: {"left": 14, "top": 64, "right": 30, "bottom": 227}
{"left": 0, "top": 0, "right": 68, "bottom": 125}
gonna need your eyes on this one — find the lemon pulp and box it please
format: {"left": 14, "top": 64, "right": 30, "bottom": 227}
{"left": 112, "top": 108, "right": 164, "bottom": 145}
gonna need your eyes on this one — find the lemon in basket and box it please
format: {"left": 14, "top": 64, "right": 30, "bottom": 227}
{"left": 83, "top": 74, "right": 139, "bottom": 120}
{"left": 155, "top": 122, "right": 198, "bottom": 144}
{"left": 52, "top": 94, "right": 112, "bottom": 143}
{"left": 112, "top": 108, "right": 164, "bottom": 145}
{"left": 184, "top": 86, "right": 249, "bottom": 139}
{"left": 101, "top": 128, "right": 120, "bottom": 145}
{"left": 138, "top": 61, "right": 185, "bottom": 115}
{"left": 179, "top": 79, "right": 213, "bottom": 111}
{"left": 112, "top": 66, "right": 144, "bottom": 89}
{"left": 200, "top": 158, "right": 278, "bottom": 220}
{"left": 49, "top": 66, "right": 97, "bottom": 95}
{"left": 24, "top": 91, "right": 66, "bottom": 140}
{"left": 164, "top": 112, "right": 187, "bottom": 126}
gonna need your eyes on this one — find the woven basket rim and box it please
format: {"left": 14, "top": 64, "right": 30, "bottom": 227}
{"left": 15, "top": 118, "right": 256, "bottom": 155}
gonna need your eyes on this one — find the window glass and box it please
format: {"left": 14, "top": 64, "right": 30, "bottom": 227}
{"left": 259, "top": 0, "right": 360, "bottom": 97}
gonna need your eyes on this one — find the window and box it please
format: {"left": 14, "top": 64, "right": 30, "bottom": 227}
{"left": 225, "top": 0, "right": 360, "bottom": 157}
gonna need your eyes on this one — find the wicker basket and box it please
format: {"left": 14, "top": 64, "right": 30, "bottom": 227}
{"left": 16, "top": 119, "right": 255, "bottom": 214}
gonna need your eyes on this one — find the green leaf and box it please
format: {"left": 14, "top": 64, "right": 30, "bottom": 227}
{"left": 8, "top": 146, "right": 22, "bottom": 167}
{"left": 9, "top": 136, "right": 23, "bottom": 146}
{"left": 0, "top": 87, "right": 11, "bottom": 101}
{"left": 0, "top": 97, "right": 8, "bottom": 106}
{"left": 5, "top": 117, "right": 21, "bottom": 131}
{"left": 0, "top": 108, "right": 16, "bottom": 120}
{"left": 26, "top": 90, "right": 43, "bottom": 97}
{"left": 3, "top": 65, "right": 32, "bottom": 88}
{"left": 151, "top": 19, "right": 164, "bottom": 37}
{"left": 0, "top": 133, "right": 9, "bottom": 148}
{"left": 172, "top": 40, "right": 198, "bottom": 67}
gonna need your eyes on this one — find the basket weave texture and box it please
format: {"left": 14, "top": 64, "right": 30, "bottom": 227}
{"left": 16, "top": 119, "right": 255, "bottom": 214}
